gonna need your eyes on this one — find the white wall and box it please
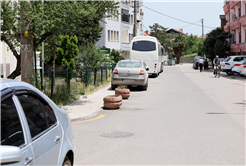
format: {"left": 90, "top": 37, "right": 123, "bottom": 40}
{"left": 0, "top": 41, "right": 19, "bottom": 80}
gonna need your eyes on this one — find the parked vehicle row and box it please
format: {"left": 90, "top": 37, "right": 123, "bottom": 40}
{"left": 192, "top": 56, "right": 208, "bottom": 69}
{"left": 1, "top": 79, "right": 75, "bottom": 166}
{"left": 111, "top": 36, "right": 165, "bottom": 90}
{"left": 221, "top": 55, "right": 246, "bottom": 76}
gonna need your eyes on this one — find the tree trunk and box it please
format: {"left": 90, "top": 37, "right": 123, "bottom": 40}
{"left": 20, "top": 6, "right": 34, "bottom": 83}
{"left": 7, "top": 54, "right": 21, "bottom": 79}
{"left": 174, "top": 49, "right": 182, "bottom": 64}
{"left": 53, "top": 46, "right": 56, "bottom": 85}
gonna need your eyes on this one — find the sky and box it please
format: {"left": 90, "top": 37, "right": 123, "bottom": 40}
{"left": 143, "top": 0, "right": 225, "bottom": 37}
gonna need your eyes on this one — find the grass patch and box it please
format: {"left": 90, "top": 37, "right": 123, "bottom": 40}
{"left": 50, "top": 78, "right": 110, "bottom": 106}
{"left": 183, "top": 53, "right": 198, "bottom": 57}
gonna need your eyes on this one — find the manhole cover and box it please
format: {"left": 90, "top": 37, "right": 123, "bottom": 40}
{"left": 100, "top": 132, "right": 134, "bottom": 138}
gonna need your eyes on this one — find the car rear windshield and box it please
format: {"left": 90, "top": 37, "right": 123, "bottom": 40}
{"left": 118, "top": 61, "right": 142, "bottom": 68}
{"left": 224, "top": 57, "right": 231, "bottom": 62}
{"left": 233, "top": 57, "right": 246, "bottom": 62}
{"left": 132, "top": 41, "right": 156, "bottom": 51}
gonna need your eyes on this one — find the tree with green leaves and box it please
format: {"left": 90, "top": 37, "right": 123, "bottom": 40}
{"left": 203, "top": 27, "right": 231, "bottom": 61}
{"left": 1, "top": 0, "right": 118, "bottom": 82}
{"left": 171, "top": 35, "right": 185, "bottom": 64}
{"left": 149, "top": 23, "right": 172, "bottom": 55}
{"left": 56, "top": 35, "right": 79, "bottom": 70}
{"left": 214, "top": 40, "right": 225, "bottom": 58}
{"left": 109, "top": 49, "right": 124, "bottom": 64}
{"left": 182, "top": 34, "right": 199, "bottom": 55}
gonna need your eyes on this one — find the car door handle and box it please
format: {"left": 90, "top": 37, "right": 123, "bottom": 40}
{"left": 55, "top": 136, "right": 61, "bottom": 144}
{"left": 25, "top": 157, "right": 33, "bottom": 166}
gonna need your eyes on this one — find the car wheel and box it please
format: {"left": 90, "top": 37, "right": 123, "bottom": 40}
{"left": 142, "top": 82, "right": 148, "bottom": 91}
{"left": 111, "top": 83, "right": 117, "bottom": 90}
{"left": 240, "top": 74, "right": 245, "bottom": 77}
{"left": 232, "top": 72, "right": 239, "bottom": 76}
{"left": 63, "top": 157, "right": 72, "bottom": 166}
{"left": 226, "top": 72, "right": 232, "bottom": 75}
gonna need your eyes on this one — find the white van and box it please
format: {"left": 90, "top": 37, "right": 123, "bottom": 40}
{"left": 130, "top": 36, "right": 163, "bottom": 77}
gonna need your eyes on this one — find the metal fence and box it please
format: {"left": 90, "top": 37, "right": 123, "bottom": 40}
{"left": 43, "top": 65, "right": 116, "bottom": 99}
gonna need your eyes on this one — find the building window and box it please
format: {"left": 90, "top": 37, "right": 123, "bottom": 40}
{"left": 239, "top": 8, "right": 241, "bottom": 17}
{"left": 131, "top": 15, "right": 133, "bottom": 25}
{"left": 111, "top": 9, "right": 113, "bottom": 20}
{"left": 129, "top": 33, "right": 131, "bottom": 43}
{"left": 117, "top": 10, "right": 119, "bottom": 21}
{"left": 121, "top": 9, "right": 129, "bottom": 23}
{"left": 140, "top": 24, "right": 143, "bottom": 31}
{"left": 117, "top": 31, "right": 119, "bottom": 42}
{"left": 114, "top": 31, "right": 117, "bottom": 42}
{"left": 111, "top": 31, "right": 113, "bottom": 42}
{"left": 239, "top": 32, "right": 241, "bottom": 43}
{"left": 108, "top": 30, "right": 110, "bottom": 42}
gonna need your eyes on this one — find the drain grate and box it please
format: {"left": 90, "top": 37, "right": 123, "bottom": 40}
{"left": 100, "top": 132, "right": 134, "bottom": 138}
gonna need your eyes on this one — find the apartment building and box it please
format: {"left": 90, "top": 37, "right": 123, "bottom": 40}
{"left": 223, "top": 0, "right": 246, "bottom": 55}
{"left": 97, "top": 0, "right": 144, "bottom": 59}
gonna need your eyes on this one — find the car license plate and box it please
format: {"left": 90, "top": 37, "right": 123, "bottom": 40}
{"left": 122, "top": 79, "right": 134, "bottom": 82}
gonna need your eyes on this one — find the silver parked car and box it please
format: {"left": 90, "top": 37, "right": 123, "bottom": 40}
{"left": 0, "top": 79, "right": 75, "bottom": 166}
{"left": 111, "top": 60, "right": 149, "bottom": 90}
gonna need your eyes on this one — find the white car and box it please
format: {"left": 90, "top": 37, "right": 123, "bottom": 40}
{"left": 239, "top": 60, "right": 246, "bottom": 77}
{"left": 0, "top": 79, "right": 75, "bottom": 166}
{"left": 231, "top": 61, "right": 244, "bottom": 75}
{"left": 221, "top": 55, "right": 246, "bottom": 75}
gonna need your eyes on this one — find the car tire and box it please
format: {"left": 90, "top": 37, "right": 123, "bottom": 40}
{"left": 63, "top": 157, "right": 72, "bottom": 166}
{"left": 111, "top": 83, "right": 117, "bottom": 90}
{"left": 232, "top": 72, "right": 239, "bottom": 76}
{"left": 226, "top": 72, "right": 232, "bottom": 75}
{"left": 142, "top": 82, "right": 148, "bottom": 91}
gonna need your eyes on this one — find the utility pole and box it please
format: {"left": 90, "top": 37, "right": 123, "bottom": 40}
{"left": 133, "top": 0, "right": 137, "bottom": 37}
{"left": 202, "top": 19, "right": 204, "bottom": 39}
{"left": 41, "top": 0, "right": 44, "bottom": 90}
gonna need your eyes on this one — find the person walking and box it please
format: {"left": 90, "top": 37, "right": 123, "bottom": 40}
{"left": 198, "top": 57, "right": 204, "bottom": 72}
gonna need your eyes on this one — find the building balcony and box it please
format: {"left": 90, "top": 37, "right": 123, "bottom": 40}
{"left": 223, "top": 3, "right": 230, "bottom": 13}
{"left": 224, "top": 24, "right": 230, "bottom": 32}
{"left": 230, "top": 0, "right": 240, "bottom": 9}
{"left": 240, "top": 15, "right": 246, "bottom": 26}
{"left": 230, "top": 43, "right": 240, "bottom": 53}
{"left": 230, "top": 19, "right": 240, "bottom": 30}
{"left": 240, "top": 43, "right": 246, "bottom": 52}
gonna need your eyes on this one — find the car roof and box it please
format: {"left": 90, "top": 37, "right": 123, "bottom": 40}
{"left": 119, "top": 60, "right": 142, "bottom": 63}
{"left": 0, "top": 79, "right": 34, "bottom": 91}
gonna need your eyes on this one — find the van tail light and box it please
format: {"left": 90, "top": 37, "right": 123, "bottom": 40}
{"left": 154, "top": 64, "right": 157, "bottom": 68}
{"left": 225, "top": 63, "right": 230, "bottom": 65}
{"left": 140, "top": 70, "right": 145, "bottom": 75}
{"left": 113, "top": 69, "right": 118, "bottom": 74}
{"left": 243, "top": 65, "right": 246, "bottom": 68}
{"left": 234, "top": 64, "right": 241, "bottom": 66}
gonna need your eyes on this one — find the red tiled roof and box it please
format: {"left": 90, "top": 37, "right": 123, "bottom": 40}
{"left": 198, "top": 35, "right": 206, "bottom": 39}
{"left": 166, "top": 28, "right": 188, "bottom": 36}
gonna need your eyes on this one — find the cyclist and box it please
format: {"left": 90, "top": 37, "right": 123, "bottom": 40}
{"left": 198, "top": 57, "right": 204, "bottom": 72}
{"left": 213, "top": 55, "right": 222, "bottom": 75}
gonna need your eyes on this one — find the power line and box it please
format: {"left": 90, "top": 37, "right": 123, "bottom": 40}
{"left": 143, "top": 5, "right": 216, "bottom": 29}
{"left": 180, "top": 20, "right": 201, "bottom": 29}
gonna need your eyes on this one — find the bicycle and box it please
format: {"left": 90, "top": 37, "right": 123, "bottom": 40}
{"left": 214, "top": 65, "right": 220, "bottom": 78}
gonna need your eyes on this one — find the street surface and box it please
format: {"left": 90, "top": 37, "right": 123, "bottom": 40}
{"left": 73, "top": 64, "right": 245, "bottom": 165}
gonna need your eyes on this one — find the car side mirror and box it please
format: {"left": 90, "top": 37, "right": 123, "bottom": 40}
{"left": 0, "top": 146, "right": 22, "bottom": 164}
{"left": 146, "top": 66, "right": 149, "bottom": 71}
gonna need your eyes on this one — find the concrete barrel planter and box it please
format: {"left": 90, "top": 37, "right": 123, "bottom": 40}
{"left": 103, "top": 95, "right": 122, "bottom": 109}
{"left": 115, "top": 88, "right": 130, "bottom": 99}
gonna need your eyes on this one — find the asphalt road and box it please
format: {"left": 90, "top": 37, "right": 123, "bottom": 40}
{"left": 72, "top": 64, "right": 245, "bottom": 165}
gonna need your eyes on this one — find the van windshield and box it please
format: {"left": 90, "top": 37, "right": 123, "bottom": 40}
{"left": 132, "top": 41, "right": 156, "bottom": 51}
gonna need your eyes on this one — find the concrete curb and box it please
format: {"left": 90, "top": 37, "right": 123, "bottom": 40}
{"left": 70, "top": 107, "right": 103, "bottom": 122}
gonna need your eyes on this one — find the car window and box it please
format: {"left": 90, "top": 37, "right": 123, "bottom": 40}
{"left": 17, "top": 94, "right": 53, "bottom": 138}
{"left": 224, "top": 57, "right": 231, "bottom": 62}
{"left": 1, "top": 97, "right": 25, "bottom": 147}
{"left": 118, "top": 61, "right": 142, "bottom": 68}
{"left": 132, "top": 41, "right": 156, "bottom": 51}
{"left": 233, "top": 57, "right": 245, "bottom": 62}
{"left": 39, "top": 101, "right": 57, "bottom": 126}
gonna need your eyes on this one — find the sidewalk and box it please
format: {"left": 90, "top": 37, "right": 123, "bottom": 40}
{"left": 62, "top": 83, "right": 114, "bottom": 121}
